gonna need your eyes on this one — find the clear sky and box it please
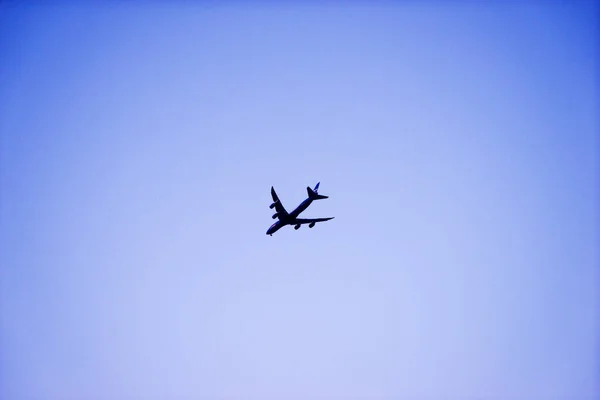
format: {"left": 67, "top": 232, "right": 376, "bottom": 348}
{"left": 1, "top": 2, "right": 598, "bottom": 400}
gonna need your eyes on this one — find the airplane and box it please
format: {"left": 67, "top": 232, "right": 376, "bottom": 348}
{"left": 266, "top": 182, "right": 334, "bottom": 236}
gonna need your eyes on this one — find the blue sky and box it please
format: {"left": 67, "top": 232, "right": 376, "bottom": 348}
{"left": 1, "top": 2, "right": 598, "bottom": 400}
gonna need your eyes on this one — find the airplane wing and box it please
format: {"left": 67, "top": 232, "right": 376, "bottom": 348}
{"left": 294, "top": 217, "right": 335, "bottom": 224}
{"left": 270, "top": 186, "right": 289, "bottom": 217}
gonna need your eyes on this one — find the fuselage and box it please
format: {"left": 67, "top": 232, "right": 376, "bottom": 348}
{"left": 266, "top": 220, "right": 283, "bottom": 235}
{"left": 290, "top": 198, "right": 313, "bottom": 218}
{"left": 266, "top": 198, "right": 314, "bottom": 235}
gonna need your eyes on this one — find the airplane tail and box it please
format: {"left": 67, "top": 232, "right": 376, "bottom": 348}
{"left": 307, "top": 182, "right": 328, "bottom": 200}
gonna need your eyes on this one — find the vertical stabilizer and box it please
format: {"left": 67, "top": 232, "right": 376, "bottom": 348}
{"left": 307, "top": 183, "right": 328, "bottom": 200}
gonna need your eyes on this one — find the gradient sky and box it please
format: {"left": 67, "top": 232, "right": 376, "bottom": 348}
{"left": 1, "top": 2, "right": 599, "bottom": 400}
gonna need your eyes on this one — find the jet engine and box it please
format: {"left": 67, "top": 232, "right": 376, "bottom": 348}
{"left": 294, "top": 224, "right": 301, "bottom": 230}
{"left": 272, "top": 213, "right": 278, "bottom": 219}
{"left": 309, "top": 222, "right": 315, "bottom": 228}
{"left": 269, "top": 203, "right": 276, "bottom": 209}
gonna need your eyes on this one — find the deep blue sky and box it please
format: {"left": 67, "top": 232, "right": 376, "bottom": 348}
{"left": 1, "top": 2, "right": 598, "bottom": 400}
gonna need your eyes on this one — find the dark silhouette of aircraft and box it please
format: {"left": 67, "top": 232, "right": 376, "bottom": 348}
{"left": 266, "top": 182, "right": 334, "bottom": 236}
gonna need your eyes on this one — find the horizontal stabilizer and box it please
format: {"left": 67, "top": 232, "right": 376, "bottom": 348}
{"left": 307, "top": 186, "right": 328, "bottom": 200}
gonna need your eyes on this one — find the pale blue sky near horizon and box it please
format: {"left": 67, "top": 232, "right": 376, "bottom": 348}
{"left": 1, "top": 2, "right": 599, "bottom": 400}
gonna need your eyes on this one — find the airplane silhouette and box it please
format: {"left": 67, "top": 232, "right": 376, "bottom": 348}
{"left": 266, "top": 182, "right": 334, "bottom": 236}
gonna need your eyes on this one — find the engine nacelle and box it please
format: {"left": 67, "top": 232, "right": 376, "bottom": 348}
{"left": 294, "top": 224, "right": 301, "bottom": 230}
{"left": 269, "top": 202, "right": 276, "bottom": 209}
{"left": 272, "top": 213, "right": 278, "bottom": 219}
{"left": 309, "top": 222, "right": 315, "bottom": 228}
